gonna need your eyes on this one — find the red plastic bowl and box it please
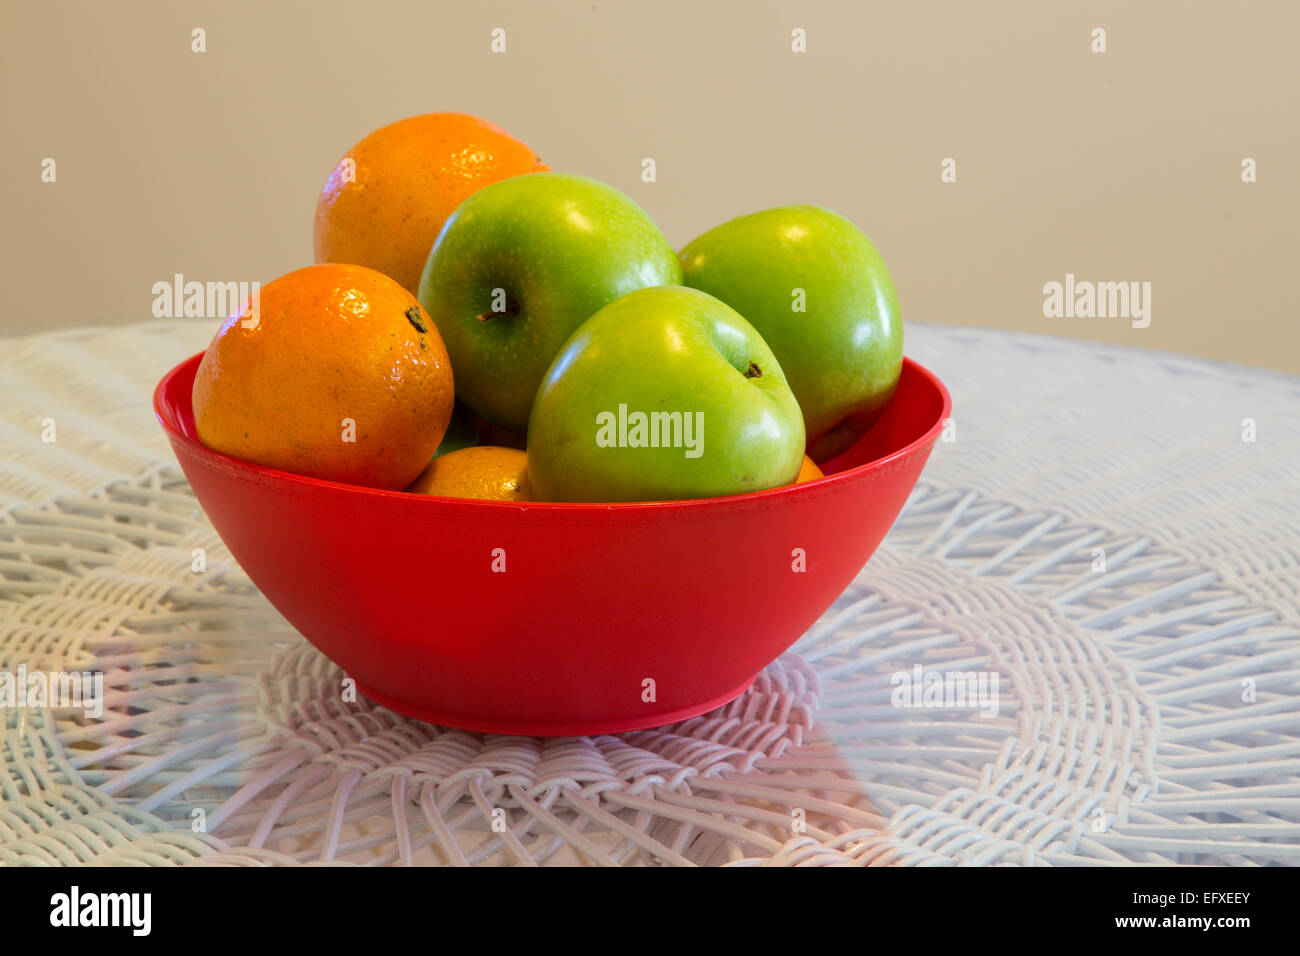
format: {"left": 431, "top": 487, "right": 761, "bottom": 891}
{"left": 155, "top": 354, "right": 950, "bottom": 736}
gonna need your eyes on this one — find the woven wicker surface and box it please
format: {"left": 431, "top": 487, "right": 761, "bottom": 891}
{"left": 1, "top": 320, "right": 1297, "bottom": 866}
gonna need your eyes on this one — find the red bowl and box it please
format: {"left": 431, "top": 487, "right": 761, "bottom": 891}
{"left": 155, "top": 353, "right": 950, "bottom": 736}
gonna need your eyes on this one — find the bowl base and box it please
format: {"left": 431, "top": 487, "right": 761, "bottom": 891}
{"left": 354, "top": 675, "right": 759, "bottom": 737}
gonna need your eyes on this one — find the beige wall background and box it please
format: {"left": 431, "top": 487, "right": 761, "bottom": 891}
{"left": 3, "top": 0, "right": 1297, "bottom": 371}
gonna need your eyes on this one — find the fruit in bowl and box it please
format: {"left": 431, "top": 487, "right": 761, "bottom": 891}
{"left": 527, "top": 286, "right": 805, "bottom": 502}
{"left": 158, "top": 111, "right": 952, "bottom": 733}
{"left": 191, "top": 263, "right": 454, "bottom": 492}
{"left": 409, "top": 446, "right": 533, "bottom": 502}
{"left": 314, "top": 113, "right": 547, "bottom": 296}
{"left": 679, "top": 205, "right": 903, "bottom": 462}
{"left": 417, "top": 172, "right": 682, "bottom": 434}
{"left": 795, "top": 456, "right": 824, "bottom": 483}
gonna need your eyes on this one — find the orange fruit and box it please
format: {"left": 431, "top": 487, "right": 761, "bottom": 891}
{"left": 313, "top": 113, "right": 548, "bottom": 295}
{"left": 796, "top": 455, "right": 824, "bottom": 483}
{"left": 192, "top": 263, "right": 454, "bottom": 491}
{"left": 407, "top": 446, "right": 532, "bottom": 501}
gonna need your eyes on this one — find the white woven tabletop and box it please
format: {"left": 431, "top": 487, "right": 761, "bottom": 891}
{"left": 1, "top": 319, "right": 1297, "bottom": 866}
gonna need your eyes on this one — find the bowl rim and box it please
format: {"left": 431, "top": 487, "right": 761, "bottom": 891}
{"left": 154, "top": 351, "right": 951, "bottom": 515}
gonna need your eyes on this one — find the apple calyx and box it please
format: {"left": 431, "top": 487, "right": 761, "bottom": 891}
{"left": 744, "top": 361, "right": 763, "bottom": 379}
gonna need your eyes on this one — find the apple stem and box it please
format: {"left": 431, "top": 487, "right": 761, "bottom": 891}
{"left": 745, "top": 361, "right": 763, "bottom": 378}
{"left": 477, "top": 302, "right": 521, "bottom": 323}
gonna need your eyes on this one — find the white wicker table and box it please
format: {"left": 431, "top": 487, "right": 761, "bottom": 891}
{"left": 1, "top": 320, "right": 1297, "bottom": 866}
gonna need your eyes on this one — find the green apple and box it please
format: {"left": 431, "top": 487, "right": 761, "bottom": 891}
{"left": 528, "top": 286, "right": 805, "bottom": 502}
{"left": 418, "top": 172, "right": 682, "bottom": 433}
{"left": 679, "top": 205, "right": 902, "bottom": 462}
